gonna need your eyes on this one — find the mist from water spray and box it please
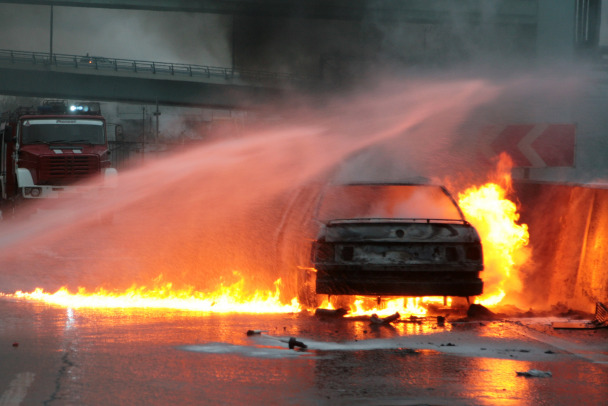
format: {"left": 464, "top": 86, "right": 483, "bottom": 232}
{"left": 0, "top": 78, "right": 505, "bottom": 299}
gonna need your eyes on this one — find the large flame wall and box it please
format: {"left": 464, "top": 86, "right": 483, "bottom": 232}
{"left": 515, "top": 181, "right": 608, "bottom": 312}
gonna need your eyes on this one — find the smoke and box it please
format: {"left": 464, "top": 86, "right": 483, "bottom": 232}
{"left": 0, "top": 4, "right": 230, "bottom": 66}
{"left": 232, "top": 1, "right": 537, "bottom": 86}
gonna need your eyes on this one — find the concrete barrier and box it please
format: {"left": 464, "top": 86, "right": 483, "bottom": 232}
{"left": 514, "top": 182, "right": 608, "bottom": 312}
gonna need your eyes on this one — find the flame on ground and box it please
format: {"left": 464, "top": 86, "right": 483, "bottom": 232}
{"left": 3, "top": 273, "right": 301, "bottom": 314}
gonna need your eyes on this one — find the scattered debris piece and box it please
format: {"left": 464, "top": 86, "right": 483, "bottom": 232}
{"left": 395, "top": 348, "right": 418, "bottom": 355}
{"left": 407, "top": 315, "right": 423, "bottom": 324}
{"left": 552, "top": 303, "right": 608, "bottom": 329}
{"left": 247, "top": 330, "right": 308, "bottom": 350}
{"left": 544, "top": 350, "right": 555, "bottom": 354}
{"left": 12, "top": 342, "right": 18, "bottom": 347}
{"left": 467, "top": 304, "right": 498, "bottom": 320}
{"left": 246, "top": 330, "right": 268, "bottom": 336}
{"left": 516, "top": 369, "right": 552, "bottom": 378}
{"left": 314, "top": 308, "right": 348, "bottom": 318}
{"left": 288, "top": 337, "right": 307, "bottom": 349}
{"left": 440, "top": 343, "right": 456, "bottom": 347}
{"left": 551, "top": 302, "right": 593, "bottom": 319}
{"left": 552, "top": 321, "right": 596, "bottom": 330}
{"left": 370, "top": 312, "right": 400, "bottom": 325}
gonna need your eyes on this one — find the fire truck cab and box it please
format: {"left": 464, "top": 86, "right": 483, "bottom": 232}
{"left": 0, "top": 100, "right": 117, "bottom": 212}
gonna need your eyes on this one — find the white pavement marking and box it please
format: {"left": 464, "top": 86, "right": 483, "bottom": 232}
{"left": 0, "top": 372, "right": 36, "bottom": 406}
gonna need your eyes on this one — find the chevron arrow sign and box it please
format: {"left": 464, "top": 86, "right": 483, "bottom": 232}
{"left": 481, "top": 124, "right": 576, "bottom": 168}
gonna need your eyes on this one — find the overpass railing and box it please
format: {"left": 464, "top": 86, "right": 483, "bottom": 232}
{"left": 0, "top": 49, "right": 312, "bottom": 85}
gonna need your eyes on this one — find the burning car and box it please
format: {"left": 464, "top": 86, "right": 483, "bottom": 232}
{"left": 295, "top": 182, "right": 484, "bottom": 303}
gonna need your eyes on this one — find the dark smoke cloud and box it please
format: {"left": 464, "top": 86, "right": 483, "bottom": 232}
{"left": 233, "top": 2, "right": 537, "bottom": 85}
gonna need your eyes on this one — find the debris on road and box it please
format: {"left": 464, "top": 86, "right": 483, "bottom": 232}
{"left": 552, "top": 321, "right": 598, "bottom": 329}
{"left": 406, "top": 315, "right": 422, "bottom": 324}
{"left": 246, "top": 330, "right": 307, "bottom": 350}
{"left": 246, "top": 330, "right": 268, "bottom": 336}
{"left": 516, "top": 369, "right": 552, "bottom": 378}
{"left": 466, "top": 304, "right": 499, "bottom": 320}
{"left": 370, "top": 312, "right": 400, "bottom": 325}
{"left": 314, "top": 308, "right": 348, "bottom": 318}
{"left": 288, "top": 337, "right": 307, "bottom": 349}
{"left": 552, "top": 302, "right": 608, "bottom": 330}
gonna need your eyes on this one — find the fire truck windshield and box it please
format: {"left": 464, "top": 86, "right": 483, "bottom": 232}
{"left": 20, "top": 119, "right": 105, "bottom": 145}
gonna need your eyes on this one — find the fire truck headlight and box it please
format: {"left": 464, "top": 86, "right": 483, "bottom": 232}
{"left": 30, "top": 188, "right": 41, "bottom": 197}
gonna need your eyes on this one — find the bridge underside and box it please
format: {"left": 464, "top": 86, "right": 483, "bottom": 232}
{"left": 0, "top": 65, "right": 295, "bottom": 108}
{"left": 0, "top": 0, "right": 537, "bottom": 24}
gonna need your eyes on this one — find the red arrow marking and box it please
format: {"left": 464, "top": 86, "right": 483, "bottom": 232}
{"left": 490, "top": 124, "right": 534, "bottom": 167}
{"left": 531, "top": 124, "right": 575, "bottom": 167}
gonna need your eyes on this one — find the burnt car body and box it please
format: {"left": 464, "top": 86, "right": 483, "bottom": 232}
{"left": 310, "top": 183, "right": 484, "bottom": 298}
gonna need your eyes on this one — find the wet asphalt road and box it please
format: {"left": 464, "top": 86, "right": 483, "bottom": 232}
{"left": 1, "top": 298, "right": 607, "bottom": 406}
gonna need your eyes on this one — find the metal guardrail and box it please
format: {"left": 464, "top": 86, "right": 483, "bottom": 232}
{"left": 0, "top": 49, "right": 312, "bottom": 84}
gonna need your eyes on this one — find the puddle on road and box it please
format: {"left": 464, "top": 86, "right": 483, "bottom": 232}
{"left": 179, "top": 338, "right": 440, "bottom": 360}
{"left": 180, "top": 342, "right": 313, "bottom": 359}
{"left": 178, "top": 322, "right": 568, "bottom": 363}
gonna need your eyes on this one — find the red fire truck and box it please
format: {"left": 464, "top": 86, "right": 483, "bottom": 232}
{"left": 0, "top": 100, "right": 117, "bottom": 216}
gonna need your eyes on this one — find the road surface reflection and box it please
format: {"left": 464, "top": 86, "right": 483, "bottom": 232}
{"left": 1, "top": 299, "right": 607, "bottom": 406}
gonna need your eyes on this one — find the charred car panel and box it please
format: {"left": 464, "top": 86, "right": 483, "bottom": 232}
{"left": 310, "top": 184, "right": 484, "bottom": 298}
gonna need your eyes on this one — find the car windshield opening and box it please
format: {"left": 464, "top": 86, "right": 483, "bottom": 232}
{"left": 317, "top": 184, "right": 463, "bottom": 221}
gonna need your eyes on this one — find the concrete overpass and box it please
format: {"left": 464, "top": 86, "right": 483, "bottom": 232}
{"left": 0, "top": 49, "right": 318, "bottom": 108}
{"left": 0, "top": 0, "right": 538, "bottom": 24}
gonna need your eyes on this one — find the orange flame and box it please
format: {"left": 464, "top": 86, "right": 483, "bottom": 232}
{"left": 4, "top": 273, "right": 301, "bottom": 314}
{"left": 316, "top": 296, "right": 452, "bottom": 318}
{"left": 458, "top": 157, "right": 530, "bottom": 307}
